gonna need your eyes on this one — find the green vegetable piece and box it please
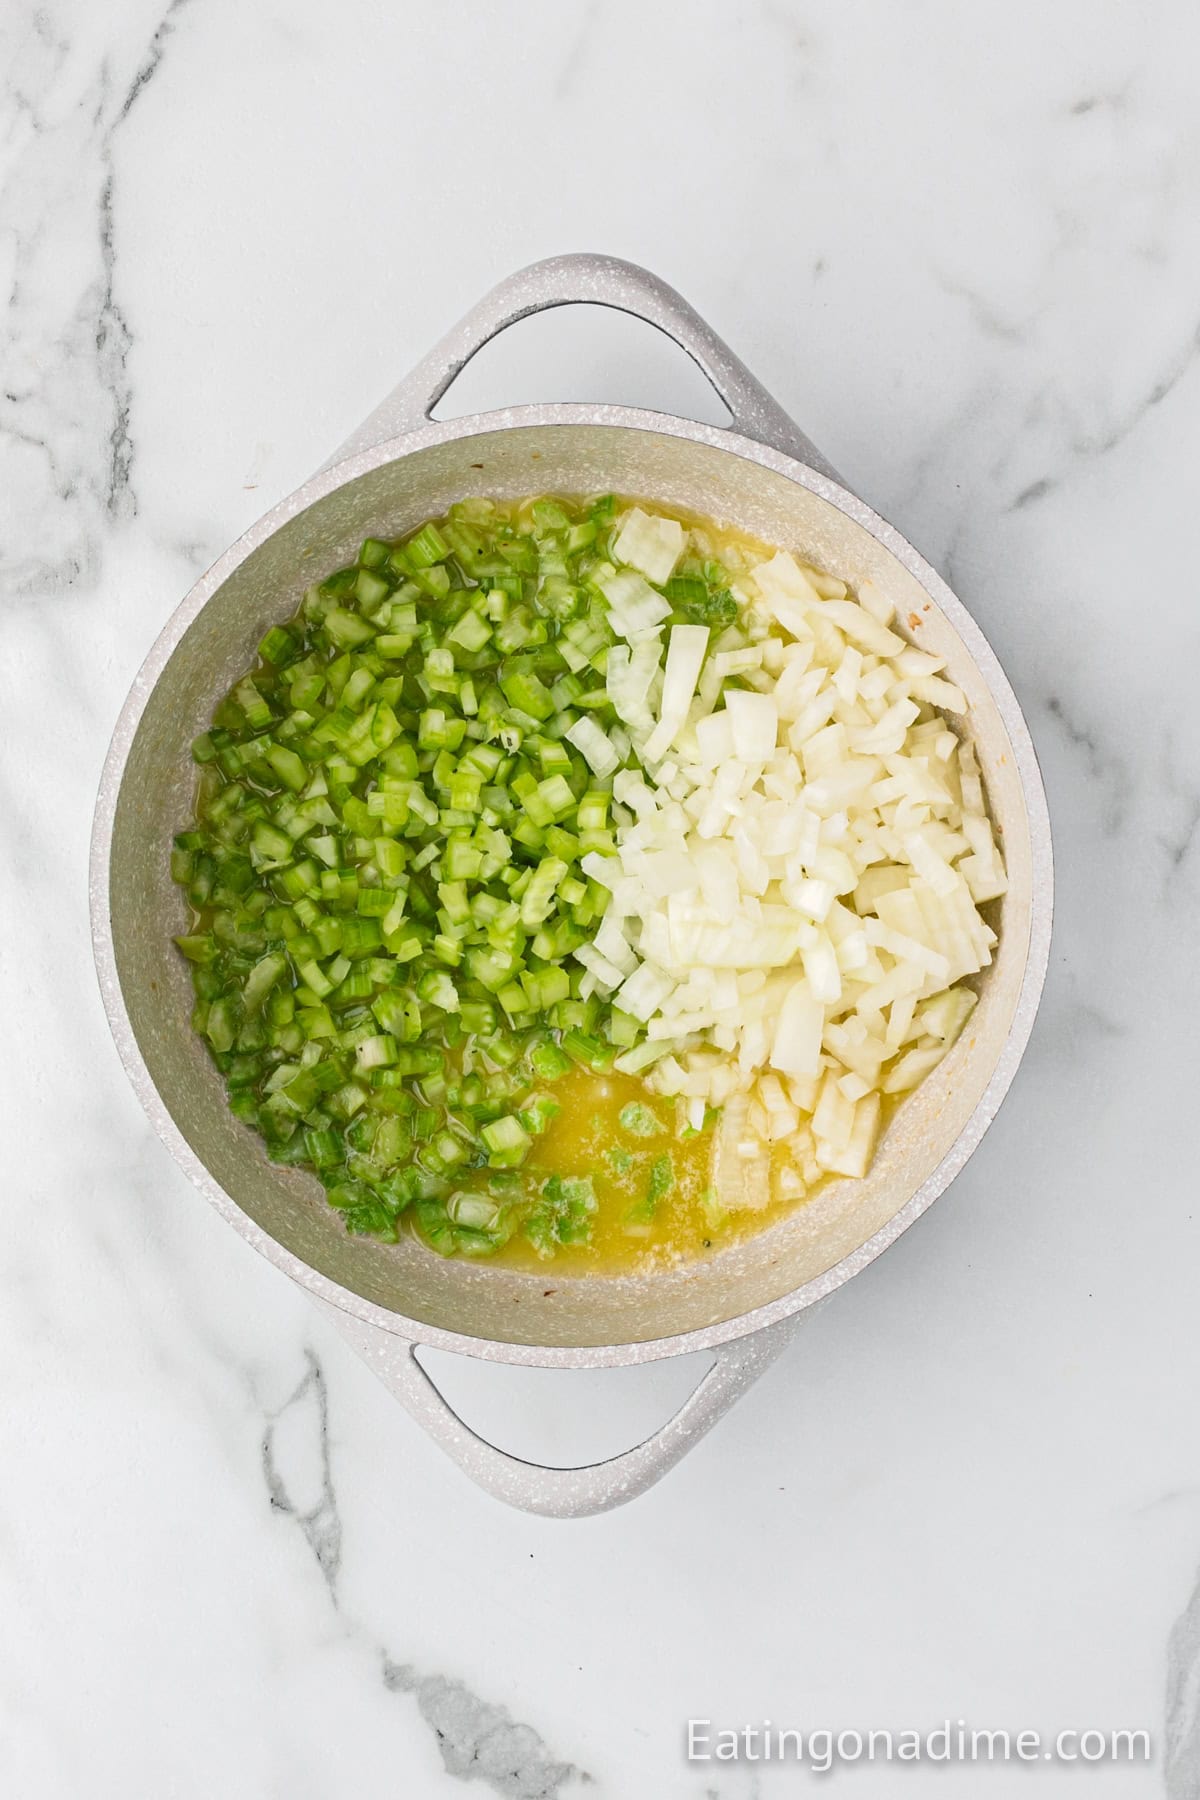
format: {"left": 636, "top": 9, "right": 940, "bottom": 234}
{"left": 267, "top": 745, "right": 307, "bottom": 791}
{"left": 624, "top": 1152, "right": 674, "bottom": 1230}
{"left": 618, "top": 1100, "right": 666, "bottom": 1138}
{"left": 243, "top": 953, "right": 286, "bottom": 1011}
{"left": 406, "top": 522, "right": 450, "bottom": 568}
{"left": 205, "top": 997, "right": 238, "bottom": 1054}
{"left": 518, "top": 1092, "right": 561, "bottom": 1137}
{"left": 325, "top": 606, "right": 376, "bottom": 648}
{"left": 525, "top": 1173, "right": 597, "bottom": 1257}
{"left": 448, "top": 609, "right": 492, "bottom": 652}
{"left": 258, "top": 625, "right": 295, "bottom": 664}
{"left": 563, "top": 1029, "right": 615, "bottom": 1072}
{"left": 447, "top": 1192, "right": 502, "bottom": 1231}
{"left": 700, "top": 1186, "right": 728, "bottom": 1233}
{"left": 480, "top": 1115, "right": 532, "bottom": 1168}
{"left": 664, "top": 576, "right": 738, "bottom": 629}
{"left": 499, "top": 669, "right": 556, "bottom": 721}
{"left": 174, "top": 934, "right": 216, "bottom": 964}
{"left": 529, "top": 1039, "right": 571, "bottom": 1081}
{"left": 647, "top": 1152, "right": 674, "bottom": 1204}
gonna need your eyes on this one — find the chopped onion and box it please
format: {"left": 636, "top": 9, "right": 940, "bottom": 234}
{"left": 570, "top": 512, "right": 1005, "bottom": 1196}
{"left": 667, "top": 897, "right": 804, "bottom": 969}
{"left": 612, "top": 507, "right": 685, "bottom": 585}
{"left": 770, "top": 979, "right": 825, "bottom": 1079}
{"left": 643, "top": 624, "right": 709, "bottom": 764}
{"left": 724, "top": 688, "right": 778, "bottom": 764}
{"left": 565, "top": 716, "right": 619, "bottom": 778}
{"left": 614, "top": 960, "right": 676, "bottom": 1022}
{"left": 598, "top": 568, "right": 672, "bottom": 641}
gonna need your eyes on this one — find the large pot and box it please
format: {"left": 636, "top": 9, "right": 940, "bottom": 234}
{"left": 90, "top": 255, "right": 1053, "bottom": 1516}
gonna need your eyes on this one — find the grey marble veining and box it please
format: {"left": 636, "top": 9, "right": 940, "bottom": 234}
{"left": 260, "top": 1347, "right": 586, "bottom": 1797}
{"left": 0, "top": 1, "right": 172, "bottom": 591}
{"left": 3, "top": 0, "right": 1200, "bottom": 1794}
{"left": 1167, "top": 1569, "right": 1200, "bottom": 1798}
{"left": 262, "top": 1350, "right": 343, "bottom": 1591}
{"left": 382, "top": 1664, "right": 584, "bottom": 1799}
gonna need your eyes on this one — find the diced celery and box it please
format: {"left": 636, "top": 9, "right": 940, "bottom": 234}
{"left": 481, "top": 1115, "right": 532, "bottom": 1167}
{"left": 169, "top": 496, "right": 741, "bottom": 1256}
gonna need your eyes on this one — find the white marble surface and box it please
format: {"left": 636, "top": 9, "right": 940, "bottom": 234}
{"left": 3, "top": 1, "right": 1200, "bottom": 1794}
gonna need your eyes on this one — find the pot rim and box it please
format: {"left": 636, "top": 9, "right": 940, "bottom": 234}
{"left": 90, "top": 400, "right": 1054, "bottom": 1369}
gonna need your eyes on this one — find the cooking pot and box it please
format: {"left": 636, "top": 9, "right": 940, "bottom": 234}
{"left": 90, "top": 255, "right": 1053, "bottom": 1516}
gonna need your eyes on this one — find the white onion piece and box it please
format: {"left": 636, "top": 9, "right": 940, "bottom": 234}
{"left": 769, "top": 980, "right": 825, "bottom": 1079}
{"left": 667, "top": 898, "right": 803, "bottom": 969}
{"left": 724, "top": 688, "right": 778, "bottom": 764}
{"left": 614, "top": 960, "right": 676, "bottom": 1022}
{"left": 820, "top": 600, "right": 905, "bottom": 656}
{"left": 593, "top": 910, "right": 638, "bottom": 976}
{"left": 643, "top": 625, "right": 709, "bottom": 764}
{"left": 565, "top": 716, "right": 619, "bottom": 779}
{"left": 567, "top": 511, "right": 1005, "bottom": 1193}
{"left": 573, "top": 943, "right": 626, "bottom": 992}
{"left": 611, "top": 507, "right": 685, "bottom": 584}
{"left": 598, "top": 567, "right": 672, "bottom": 638}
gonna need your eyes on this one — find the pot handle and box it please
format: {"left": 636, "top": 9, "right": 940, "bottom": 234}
{"left": 329, "top": 252, "right": 841, "bottom": 480}
{"left": 310, "top": 1296, "right": 800, "bottom": 1518}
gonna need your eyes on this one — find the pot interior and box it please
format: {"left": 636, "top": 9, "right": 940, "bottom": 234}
{"left": 105, "top": 421, "right": 1036, "bottom": 1352}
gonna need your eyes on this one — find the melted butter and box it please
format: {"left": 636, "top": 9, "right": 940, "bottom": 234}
{"left": 459, "top": 1067, "right": 811, "bottom": 1276}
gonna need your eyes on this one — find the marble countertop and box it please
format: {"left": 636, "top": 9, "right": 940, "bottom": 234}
{"left": 4, "top": 1, "right": 1200, "bottom": 1794}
